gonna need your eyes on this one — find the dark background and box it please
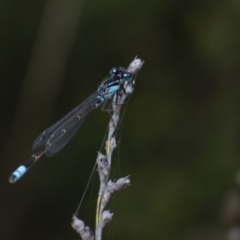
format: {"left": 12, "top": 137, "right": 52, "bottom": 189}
{"left": 1, "top": 0, "right": 240, "bottom": 239}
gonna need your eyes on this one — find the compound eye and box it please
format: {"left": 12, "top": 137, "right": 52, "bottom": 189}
{"left": 109, "top": 67, "right": 119, "bottom": 76}
{"left": 123, "top": 72, "right": 133, "bottom": 82}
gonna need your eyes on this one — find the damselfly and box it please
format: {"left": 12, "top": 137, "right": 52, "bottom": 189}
{"left": 9, "top": 68, "right": 133, "bottom": 183}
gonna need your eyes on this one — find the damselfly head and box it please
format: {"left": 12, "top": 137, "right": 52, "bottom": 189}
{"left": 122, "top": 72, "right": 133, "bottom": 82}
{"left": 109, "top": 67, "right": 120, "bottom": 76}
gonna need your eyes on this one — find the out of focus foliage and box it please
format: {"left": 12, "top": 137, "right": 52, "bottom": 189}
{"left": 1, "top": 0, "right": 240, "bottom": 239}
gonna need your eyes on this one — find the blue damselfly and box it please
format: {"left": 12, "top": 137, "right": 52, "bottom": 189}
{"left": 9, "top": 68, "right": 133, "bottom": 183}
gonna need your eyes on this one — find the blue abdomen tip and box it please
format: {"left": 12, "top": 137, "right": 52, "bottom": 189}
{"left": 9, "top": 165, "right": 27, "bottom": 183}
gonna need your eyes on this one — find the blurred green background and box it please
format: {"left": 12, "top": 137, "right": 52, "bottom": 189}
{"left": 1, "top": 0, "right": 240, "bottom": 239}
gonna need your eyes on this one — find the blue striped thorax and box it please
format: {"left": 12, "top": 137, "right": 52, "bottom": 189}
{"left": 96, "top": 76, "right": 121, "bottom": 107}
{"left": 95, "top": 68, "right": 133, "bottom": 107}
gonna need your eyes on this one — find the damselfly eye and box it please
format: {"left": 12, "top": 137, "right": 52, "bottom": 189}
{"left": 123, "top": 72, "right": 133, "bottom": 82}
{"left": 109, "top": 67, "right": 119, "bottom": 76}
